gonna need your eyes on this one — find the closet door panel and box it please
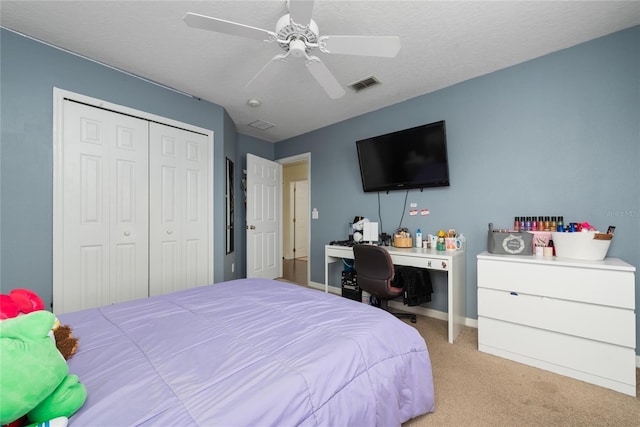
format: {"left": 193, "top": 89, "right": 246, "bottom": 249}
{"left": 58, "top": 100, "right": 148, "bottom": 314}
{"left": 149, "top": 123, "right": 209, "bottom": 296}
{"left": 182, "top": 137, "right": 209, "bottom": 289}
{"left": 110, "top": 118, "right": 149, "bottom": 305}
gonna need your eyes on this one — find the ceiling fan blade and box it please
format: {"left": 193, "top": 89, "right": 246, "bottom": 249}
{"left": 183, "top": 12, "right": 276, "bottom": 42}
{"left": 305, "top": 55, "right": 345, "bottom": 99}
{"left": 288, "top": 0, "right": 315, "bottom": 27}
{"left": 246, "top": 53, "right": 290, "bottom": 90}
{"left": 318, "top": 35, "right": 401, "bottom": 57}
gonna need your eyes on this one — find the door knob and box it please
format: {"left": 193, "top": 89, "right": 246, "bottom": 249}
{"left": 124, "top": 231, "right": 131, "bottom": 236}
{"left": 167, "top": 229, "right": 173, "bottom": 235}
{"left": 247, "top": 225, "right": 256, "bottom": 230}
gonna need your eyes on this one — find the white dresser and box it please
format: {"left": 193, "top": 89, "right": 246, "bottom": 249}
{"left": 477, "top": 251, "right": 636, "bottom": 396}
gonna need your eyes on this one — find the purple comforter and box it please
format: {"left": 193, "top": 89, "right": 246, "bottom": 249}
{"left": 59, "top": 279, "right": 434, "bottom": 426}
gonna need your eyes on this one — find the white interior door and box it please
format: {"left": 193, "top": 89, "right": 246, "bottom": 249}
{"left": 293, "top": 180, "right": 309, "bottom": 258}
{"left": 57, "top": 100, "right": 149, "bottom": 314}
{"left": 149, "top": 123, "right": 210, "bottom": 296}
{"left": 246, "top": 153, "right": 281, "bottom": 279}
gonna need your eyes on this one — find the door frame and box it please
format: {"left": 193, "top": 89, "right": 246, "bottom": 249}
{"left": 52, "top": 88, "right": 215, "bottom": 307}
{"left": 277, "top": 153, "right": 310, "bottom": 282}
{"left": 287, "top": 180, "right": 309, "bottom": 259}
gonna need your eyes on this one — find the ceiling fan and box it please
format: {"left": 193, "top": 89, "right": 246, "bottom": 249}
{"left": 183, "top": 0, "right": 401, "bottom": 99}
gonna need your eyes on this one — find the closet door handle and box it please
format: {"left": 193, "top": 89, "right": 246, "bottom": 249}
{"left": 166, "top": 229, "right": 173, "bottom": 235}
{"left": 124, "top": 231, "right": 131, "bottom": 237}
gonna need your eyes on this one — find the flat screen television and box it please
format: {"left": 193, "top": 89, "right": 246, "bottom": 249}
{"left": 356, "top": 120, "right": 450, "bottom": 192}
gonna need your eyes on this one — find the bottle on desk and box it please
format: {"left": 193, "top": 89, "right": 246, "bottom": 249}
{"left": 456, "top": 234, "right": 466, "bottom": 251}
{"left": 415, "top": 229, "right": 422, "bottom": 248}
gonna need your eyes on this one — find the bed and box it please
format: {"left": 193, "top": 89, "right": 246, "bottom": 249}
{"left": 58, "top": 278, "right": 435, "bottom": 426}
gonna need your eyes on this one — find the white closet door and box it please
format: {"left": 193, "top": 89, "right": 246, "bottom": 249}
{"left": 149, "top": 123, "right": 210, "bottom": 296}
{"left": 58, "top": 100, "right": 149, "bottom": 314}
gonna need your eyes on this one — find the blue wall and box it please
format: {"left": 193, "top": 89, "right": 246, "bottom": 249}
{"left": 275, "top": 27, "right": 640, "bottom": 345}
{"left": 2, "top": 25, "right": 639, "bottom": 354}
{"left": 223, "top": 110, "right": 238, "bottom": 282}
{"left": 0, "top": 29, "right": 232, "bottom": 308}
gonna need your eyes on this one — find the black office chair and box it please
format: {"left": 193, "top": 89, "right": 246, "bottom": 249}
{"left": 352, "top": 244, "right": 417, "bottom": 323}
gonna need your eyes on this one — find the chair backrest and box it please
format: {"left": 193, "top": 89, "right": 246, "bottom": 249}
{"left": 352, "top": 245, "right": 403, "bottom": 299}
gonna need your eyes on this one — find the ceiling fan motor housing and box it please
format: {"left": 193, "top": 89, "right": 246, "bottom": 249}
{"left": 275, "top": 14, "right": 319, "bottom": 53}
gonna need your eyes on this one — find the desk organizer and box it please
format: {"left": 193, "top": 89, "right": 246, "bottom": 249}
{"left": 551, "top": 231, "right": 612, "bottom": 261}
{"left": 393, "top": 237, "right": 413, "bottom": 248}
{"left": 487, "top": 231, "right": 533, "bottom": 255}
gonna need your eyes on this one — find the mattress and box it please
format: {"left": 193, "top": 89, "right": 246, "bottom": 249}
{"left": 59, "top": 278, "right": 435, "bottom": 426}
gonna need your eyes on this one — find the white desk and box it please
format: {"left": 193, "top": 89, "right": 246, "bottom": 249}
{"left": 325, "top": 245, "right": 466, "bottom": 343}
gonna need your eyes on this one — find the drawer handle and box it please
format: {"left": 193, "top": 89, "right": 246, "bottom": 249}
{"left": 510, "top": 292, "right": 518, "bottom": 296}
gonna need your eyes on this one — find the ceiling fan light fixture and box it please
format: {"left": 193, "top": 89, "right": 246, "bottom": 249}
{"left": 289, "top": 38, "right": 307, "bottom": 57}
{"left": 247, "top": 99, "right": 261, "bottom": 107}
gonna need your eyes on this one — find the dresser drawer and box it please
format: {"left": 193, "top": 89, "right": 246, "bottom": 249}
{"left": 478, "top": 287, "right": 636, "bottom": 347}
{"left": 478, "top": 317, "right": 636, "bottom": 393}
{"left": 478, "top": 259, "right": 634, "bottom": 309}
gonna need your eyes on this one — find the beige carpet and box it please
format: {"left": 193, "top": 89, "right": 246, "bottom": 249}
{"left": 403, "top": 315, "right": 640, "bottom": 426}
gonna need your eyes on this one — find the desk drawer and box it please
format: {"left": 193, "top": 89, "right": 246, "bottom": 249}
{"left": 389, "top": 255, "right": 449, "bottom": 271}
{"left": 477, "top": 259, "right": 634, "bottom": 309}
{"left": 478, "top": 288, "right": 635, "bottom": 347}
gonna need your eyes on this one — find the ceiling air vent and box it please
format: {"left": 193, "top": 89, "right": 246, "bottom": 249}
{"left": 349, "top": 76, "right": 381, "bottom": 93}
{"left": 247, "top": 119, "right": 275, "bottom": 130}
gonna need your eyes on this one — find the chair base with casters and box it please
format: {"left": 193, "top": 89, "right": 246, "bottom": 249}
{"left": 353, "top": 244, "right": 418, "bottom": 324}
{"left": 370, "top": 296, "right": 417, "bottom": 323}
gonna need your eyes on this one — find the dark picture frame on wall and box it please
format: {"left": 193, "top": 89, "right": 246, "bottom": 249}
{"left": 226, "top": 157, "right": 234, "bottom": 254}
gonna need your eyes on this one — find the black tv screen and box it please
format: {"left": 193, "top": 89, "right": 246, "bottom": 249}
{"left": 356, "top": 120, "right": 450, "bottom": 192}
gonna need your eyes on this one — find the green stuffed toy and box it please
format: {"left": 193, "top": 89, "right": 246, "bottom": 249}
{"left": 0, "top": 310, "right": 87, "bottom": 427}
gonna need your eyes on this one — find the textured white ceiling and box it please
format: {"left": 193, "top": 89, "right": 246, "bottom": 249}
{"left": 2, "top": 1, "right": 639, "bottom": 142}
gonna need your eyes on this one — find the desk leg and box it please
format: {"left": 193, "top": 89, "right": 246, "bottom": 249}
{"left": 324, "top": 252, "right": 329, "bottom": 293}
{"left": 324, "top": 254, "right": 346, "bottom": 293}
{"left": 448, "top": 257, "right": 466, "bottom": 343}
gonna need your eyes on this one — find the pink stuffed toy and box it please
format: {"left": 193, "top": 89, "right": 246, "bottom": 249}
{"left": 0, "top": 289, "right": 45, "bottom": 320}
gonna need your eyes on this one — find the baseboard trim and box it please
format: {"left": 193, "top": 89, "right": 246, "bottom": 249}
{"left": 307, "top": 281, "right": 328, "bottom": 292}
{"left": 311, "top": 281, "right": 638, "bottom": 368}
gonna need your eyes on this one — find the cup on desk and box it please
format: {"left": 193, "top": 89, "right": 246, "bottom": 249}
{"left": 445, "top": 237, "right": 457, "bottom": 251}
{"left": 454, "top": 237, "right": 463, "bottom": 250}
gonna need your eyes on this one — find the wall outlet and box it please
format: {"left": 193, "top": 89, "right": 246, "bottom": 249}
{"left": 231, "top": 263, "right": 235, "bottom": 273}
